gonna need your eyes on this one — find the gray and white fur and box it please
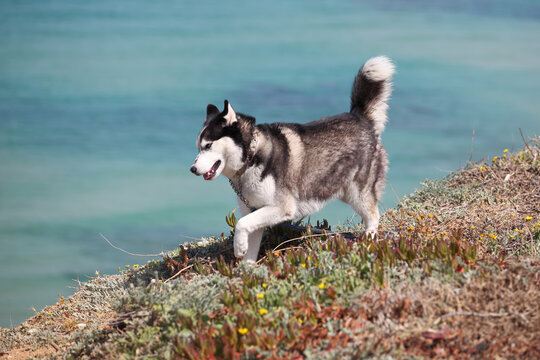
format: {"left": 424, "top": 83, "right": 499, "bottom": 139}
{"left": 191, "top": 56, "right": 395, "bottom": 262}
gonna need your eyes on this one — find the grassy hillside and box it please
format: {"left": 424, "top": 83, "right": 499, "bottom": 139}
{"left": 1, "top": 140, "right": 539, "bottom": 359}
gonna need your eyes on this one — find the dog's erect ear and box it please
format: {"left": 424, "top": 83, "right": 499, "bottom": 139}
{"left": 206, "top": 104, "right": 220, "bottom": 122}
{"left": 222, "top": 100, "right": 237, "bottom": 126}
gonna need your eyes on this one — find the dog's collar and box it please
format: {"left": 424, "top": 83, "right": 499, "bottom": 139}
{"left": 230, "top": 136, "right": 257, "bottom": 212}
{"left": 229, "top": 165, "right": 256, "bottom": 212}
{"left": 236, "top": 164, "right": 248, "bottom": 176}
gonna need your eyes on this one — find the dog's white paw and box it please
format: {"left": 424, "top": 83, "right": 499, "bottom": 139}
{"left": 234, "top": 231, "right": 249, "bottom": 258}
{"left": 366, "top": 229, "right": 378, "bottom": 240}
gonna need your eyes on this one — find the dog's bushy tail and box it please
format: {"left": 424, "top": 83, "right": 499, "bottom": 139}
{"left": 350, "top": 56, "right": 395, "bottom": 136}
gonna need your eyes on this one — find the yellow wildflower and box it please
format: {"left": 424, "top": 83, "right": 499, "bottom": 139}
{"left": 318, "top": 283, "right": 325, "bottom": 289}
{"left": 503, "top": 149, "right": 508, "bottom": 153}
{"left": 258, "top": 309, "right": 268, "bottom": 315}
{"left": 256, "top": 293, "right": 264, "bottom": 299}
{"left": 510, "top": 213, "right": 515, "bottom": 217}
{"left": 525, "top": 216, "right": 532, "bottom": 220}
{"left": 301, "top": 263, "right": 306, "bottom": 268}
{"left": 470, "top": 226, "right": 475, "bottom": 230}
{"left": 238, "top": 328, "right": 248, "bottom": 335}
{"left": 493, "top": 156, "right": 498, "bottom": 161}
{"left": 125, "top": 265, "right": 130, "bottom": 269}
{"left": 262, "top": 282, "right": 267, "bottom": 288}
{"left": 297, "top": 318, "right": 303, "bottom": 324}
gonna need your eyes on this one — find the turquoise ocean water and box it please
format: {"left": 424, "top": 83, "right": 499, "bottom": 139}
{"left": 1, "top": 0, "right": 539, "bottom": 327}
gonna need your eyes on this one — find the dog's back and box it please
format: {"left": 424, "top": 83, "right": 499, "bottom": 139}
{"left": 253, "top": 56, "right": 394, "bottom": 211}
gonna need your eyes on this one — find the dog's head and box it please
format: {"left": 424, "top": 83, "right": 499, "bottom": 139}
{"left": 190, "top": 100, "right": 252, "bottom": 180}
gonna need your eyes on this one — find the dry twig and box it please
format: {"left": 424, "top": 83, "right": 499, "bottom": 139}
{"left": 100, "top": 233, "right": 162, "bottom": 257}
{"left": 164, "top": 264, "right": 194, "bottom": 283}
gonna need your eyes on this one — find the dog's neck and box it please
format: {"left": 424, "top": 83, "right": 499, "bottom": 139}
{"left": 221, "top": 133, "right": 258, "bottom": 180}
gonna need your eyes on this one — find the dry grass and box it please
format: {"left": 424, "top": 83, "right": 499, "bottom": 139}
{"left": 0, "top": 275, "right": 126, "bottom": 359}
{"left": 386, "top": 141, "right": 539, "bottom": 258}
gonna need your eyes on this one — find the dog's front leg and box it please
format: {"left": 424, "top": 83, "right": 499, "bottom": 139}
{"left": 236, "top": 197, "right": 263, "bottom": 263}
{"left": 234, "top": 205, "right": 294, "bottom": 260}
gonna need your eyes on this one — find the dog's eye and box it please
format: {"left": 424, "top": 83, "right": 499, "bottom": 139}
{"left": 204, "top": 143, "right": 212, "bottom": 150}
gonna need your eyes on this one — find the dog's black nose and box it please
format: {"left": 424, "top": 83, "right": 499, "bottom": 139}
{"left": 190, "top": 166, "right": 197, "bottom": 174}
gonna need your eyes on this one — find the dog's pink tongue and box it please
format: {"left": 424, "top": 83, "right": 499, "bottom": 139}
{"left": 203, "top": 171, "right": 212, "bottom": 180}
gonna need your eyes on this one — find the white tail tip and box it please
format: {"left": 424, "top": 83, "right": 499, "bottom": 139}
{"left": 361, "top": 56, "right": 395, "bottom": 82}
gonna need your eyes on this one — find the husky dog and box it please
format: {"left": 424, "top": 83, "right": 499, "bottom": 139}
{"left": 191, "top": 56, "right": 394, "bottom": 262}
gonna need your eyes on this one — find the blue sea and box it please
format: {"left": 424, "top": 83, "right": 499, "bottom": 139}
{"left": 1, "top": 0, "right": 539, "bottom": 327}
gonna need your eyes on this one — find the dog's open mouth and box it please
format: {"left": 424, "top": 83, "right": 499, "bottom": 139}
{"left": 203, "top": 160, "right": 221, "bottom": 180}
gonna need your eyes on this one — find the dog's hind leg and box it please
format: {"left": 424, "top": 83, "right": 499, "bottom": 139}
{"left": 360, "top": 199, "right": 380, "bottom": 236}
{"left": 237, "top": 197, "right": 264, "bottom": 263}
{"left": 344, "top": 149, "right": 387, "bottom": 238}
{"left": 342, "top": 185, "right": 380, "bottom": 237}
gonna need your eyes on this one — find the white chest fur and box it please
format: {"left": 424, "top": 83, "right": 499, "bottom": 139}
{"left": 239, "top": 167, "right": 276, "bottom": 209}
